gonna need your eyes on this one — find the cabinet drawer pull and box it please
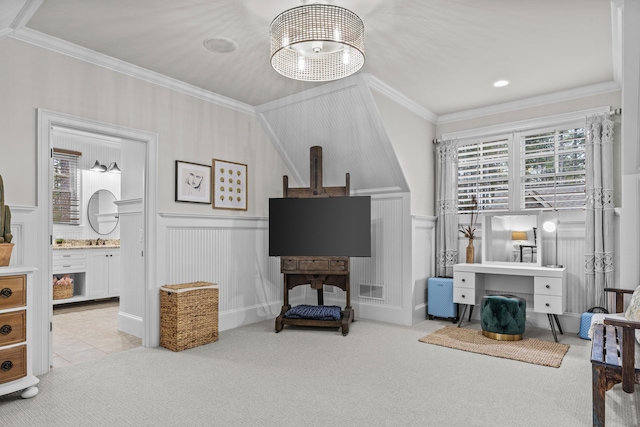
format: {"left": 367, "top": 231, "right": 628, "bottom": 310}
{"left": 0, "top": 324, "right": 11, "bottom": 335}
{"left": 461, "top": 278, "right": 466, "bottom": 282}
{"left": 1, "top": 360, "right": 13, "bottom": 371}
{"left": 62, "top": 265, "right": 71, "bottom": 268}
{"left": 461, "top": 294, "right": 466, "bottom": 298}
{"left": 545, "top": 303, "right": 550, "bottom": 307}
{"left": 63, "top": 255, "right": 71, "bottom": 258}
{"left": 0, "top": 288, "right": 12, "bottom": 298}
{"left": 545, "top": 284, "right": 550, "bottom": 289}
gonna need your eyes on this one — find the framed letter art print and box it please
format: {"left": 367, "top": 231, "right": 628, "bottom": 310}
{"left": 213, "top": 159, "right": 248, "bottom": 211}
{"left": 175, "top": 160, "right": 212, "bottom": 204}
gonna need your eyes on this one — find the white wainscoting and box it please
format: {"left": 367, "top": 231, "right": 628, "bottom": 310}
{"left": 116, "top": 198, "right": 144, "bottom": 338}
{"left": 319, "top": 193, "right": 416, "bottom": 325}
{"left": 157, "top": 213, "right": 285, "bottom": 335}
{"left": 411, "top": 215, "right": 437, "bottom": 325}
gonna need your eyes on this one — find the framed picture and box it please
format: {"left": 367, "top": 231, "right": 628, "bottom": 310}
{"left": 175, "top": 160, "right": 212, "bottom": 204}
{"left": 213, "top": 159, "right": 247, "bottom": 211}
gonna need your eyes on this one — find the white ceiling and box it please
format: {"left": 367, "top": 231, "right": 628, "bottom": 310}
{"left": 3, "top": 0, "right": 618, "bottom": 118}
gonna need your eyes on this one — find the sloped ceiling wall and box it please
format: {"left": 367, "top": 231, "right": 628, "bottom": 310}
{"left": 255, "top": 74, "right": 409, "bottom": 194}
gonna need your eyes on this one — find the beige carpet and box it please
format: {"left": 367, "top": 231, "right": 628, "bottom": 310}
{"left": 419, "top": 326, "right": 570, "bottom": 368}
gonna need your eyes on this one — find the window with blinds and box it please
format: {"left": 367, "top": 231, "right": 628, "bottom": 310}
{"left": 457, "top": 139, "right": 509, "bottom": 212}
{"left": 521, "top": 127, "right": 586, "bottom": 210}
{"left": 53, "top": 148, "right": 81, "bottom": 225}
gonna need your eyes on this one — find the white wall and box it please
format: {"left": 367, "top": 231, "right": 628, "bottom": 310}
{"left": 0, "top": 38, "right": 290, "bottom": 215}
{"left": 371, "top": 91, "right": 436, "bottom": 217}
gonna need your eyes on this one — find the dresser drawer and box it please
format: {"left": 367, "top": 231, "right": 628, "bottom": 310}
{"left": 0, "top": 310, "right": 26, "bottom": 347}
{"left": 298, "top": 260, "right": 329, "bottom": 271}
{"left": 534, "top": 277, "right": 563, "bottom": 296}
{"left": 454, "top": 272, "right": 475, "bottom": 289}
{"left": 0, "top": 276, "right": 26, "bottom": 310}
{"left": 534, "top": 294, "right": 563, "bottom": 314}
{"left": 0, "top": 344, "right": 27, "bottom": 385}
{"left": 454, "top": 287, "right": 474, "bottom": 305}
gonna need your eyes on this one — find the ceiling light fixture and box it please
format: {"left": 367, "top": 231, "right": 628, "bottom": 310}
{"left": 493, "top": 80, "right": 510, "bottom": 88}
{"left": 269, "top": 3, "right": 365, "bottom": 82}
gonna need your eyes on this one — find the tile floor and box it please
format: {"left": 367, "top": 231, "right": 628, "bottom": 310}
{"left": 52, "top": 299, "right": 141, "bottom": 369}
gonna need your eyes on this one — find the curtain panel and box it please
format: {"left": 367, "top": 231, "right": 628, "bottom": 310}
{"left": 436, "top": 139, "right": 459, "bottom": 278}
{"left": 584, "top": 114, "right": 614, "bottom": 308}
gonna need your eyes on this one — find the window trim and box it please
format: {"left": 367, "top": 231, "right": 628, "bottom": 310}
{"left": 443, "top": 106, "right": 610, "bottom": 212}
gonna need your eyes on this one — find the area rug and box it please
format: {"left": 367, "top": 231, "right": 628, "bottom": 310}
{"left": 418, "top": 326, "right": 570, "bottom": 368}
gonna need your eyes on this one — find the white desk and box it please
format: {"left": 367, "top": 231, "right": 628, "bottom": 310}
{"left": 453, "top": 263, "right": 566, "bottom": 341}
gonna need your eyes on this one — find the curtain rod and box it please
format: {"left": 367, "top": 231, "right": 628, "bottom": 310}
{"left": 433, "top": 108, "right": 622, "bottom": 145}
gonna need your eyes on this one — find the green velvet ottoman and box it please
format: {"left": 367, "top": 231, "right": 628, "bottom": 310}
{"left": 480, "top": 295, "right": 526, "bottom": 341}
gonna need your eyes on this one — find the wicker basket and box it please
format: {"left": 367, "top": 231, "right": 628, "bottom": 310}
{"left": 52, "top": 281, "right": 73, "bottom": 300}
{"left": 160, "top": 281, "right": 219, "bottom": 352}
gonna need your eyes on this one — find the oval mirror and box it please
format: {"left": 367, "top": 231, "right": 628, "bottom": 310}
{"left": 87, "top": 189, "right": 119, "bottom": 235}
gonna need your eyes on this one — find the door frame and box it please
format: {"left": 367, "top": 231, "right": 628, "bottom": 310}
{"left": 36, "top": 109, "right": 158, "bottom": 374}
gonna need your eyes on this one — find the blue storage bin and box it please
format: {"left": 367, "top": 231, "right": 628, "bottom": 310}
{"left": 427, "top": 277, "right": 457, "bottom": 322}
{"left": 579, "top": 306, "right": 608, "bottom": 340}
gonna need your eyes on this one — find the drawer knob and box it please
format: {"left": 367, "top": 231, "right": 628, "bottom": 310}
{"left": 461, "top": 294, "right": 466, "bottom": 298}
{"left": 545, "top": 303, "right": 550, "bottom": 307}
{"left": 0, "top": 324, "right": 11, "bottom": 335}
{"left": 461, "top": 278, "right": 466, "bottom": 282}
{"left": 1, "top": 360, "right": 13, "bottom": 372}
{"left": 0, "top": 288, "right": 12, "bottom": 298}
{"left": 545, "top": 285, "right": 550, "bottom": 289}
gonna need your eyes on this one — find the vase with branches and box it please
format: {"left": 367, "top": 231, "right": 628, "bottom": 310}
{"left": 459, "top": 195, "right": 478, "bottom": 263}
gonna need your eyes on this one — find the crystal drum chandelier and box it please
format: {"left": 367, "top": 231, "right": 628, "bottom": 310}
{"left": 270, "top": 3, "right": 365, "bottom": 82}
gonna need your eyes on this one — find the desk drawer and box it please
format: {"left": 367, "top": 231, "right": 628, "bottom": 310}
{"left": 298, "top": 260, "right": 329, "bottom": 271}
{"left": 454, "top": 287, "right": 475, "bottom": 305}
{"left": 454, "top": 272, "right": 475, "bottom": 289}
{"left": 534, "top": 277, "right": 563, "bottom": 296}
{"left": 0, "top": 310, "right": 26, "bottom": 347}
{"left": 534, "top": 294, "right": 563, "bottom": 314}
{"left": 0, "top": 344, "right": 26, "bottom": 385}
{"left": 0, "top": 276, "right": 26, "bottom": 310}
{"left": 330, "top": 260, "right": 347, "bottom": 271}
{"left": 281, "top": 259, "right": 297, "bottom": 271}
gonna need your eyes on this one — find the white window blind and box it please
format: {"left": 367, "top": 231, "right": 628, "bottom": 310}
{"left": 53, "top": 148, "right": 81, "bottom": 225}
{"left": 521, "top": 127, "right": 586, "bottom": 209}
{"left": 457, "top": 139, "right": 509, "bottom": 212}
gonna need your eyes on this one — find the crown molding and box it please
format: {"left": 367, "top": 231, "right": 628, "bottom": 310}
{"left": 436, "top": 81, "right": 620, "bottom": 125}
{"left": 8, "top": 27, "right": 256, "bottom": 117}
{"left": 364, "top": 74, "right": 439, "bottom": 124}
{"left": 0, "top": 0, "right": 42, "bottom": 38}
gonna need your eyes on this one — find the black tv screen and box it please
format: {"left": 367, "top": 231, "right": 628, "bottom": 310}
{"left": 269, "top": 196, "right": 371, "bottom": 257}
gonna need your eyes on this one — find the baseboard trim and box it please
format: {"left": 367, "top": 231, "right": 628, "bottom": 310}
{"left": 117, "top": 311, "right": 143, "bottom": 338}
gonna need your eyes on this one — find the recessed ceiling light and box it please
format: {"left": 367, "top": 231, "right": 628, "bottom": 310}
{"left": 493, "top": 80, "right": 510, "bottom": 88}
{"left": 203, "top": 37, "right": 238, "bottom": 53}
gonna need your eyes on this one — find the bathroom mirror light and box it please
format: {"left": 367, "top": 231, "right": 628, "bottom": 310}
{"left": 107, "top": 162, "right": 121, "bottom": 173}
{"left": 91, "top": 160, "right": 107, "bottom": 172}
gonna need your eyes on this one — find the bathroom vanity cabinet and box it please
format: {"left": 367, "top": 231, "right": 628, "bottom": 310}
{"left": 52, "top": 247, "right": 120, "bottom": 304}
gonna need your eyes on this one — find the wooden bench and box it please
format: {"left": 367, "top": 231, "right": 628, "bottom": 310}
{"left": 590, "top": 287, "right": 640, "bottom": 427}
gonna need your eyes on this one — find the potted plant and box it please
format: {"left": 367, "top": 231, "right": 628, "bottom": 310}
{"left": 0, "top": 175, "right": 14, "bottom": 266}
{"left": 459, "top": 195, "right": 478, "bottom": 263}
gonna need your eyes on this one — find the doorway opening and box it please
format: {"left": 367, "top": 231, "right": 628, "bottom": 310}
{"left": 37, "top": 109, "right": 159, "bottom": 375}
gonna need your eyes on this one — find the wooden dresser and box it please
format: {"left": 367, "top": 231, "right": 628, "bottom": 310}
{"left": 0, "top": 266, "right": 39, "bottom": 399}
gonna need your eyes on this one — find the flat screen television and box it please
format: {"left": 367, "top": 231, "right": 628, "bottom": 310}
{"left": 269, "top": 196, "right": 371, "bottom": 257}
